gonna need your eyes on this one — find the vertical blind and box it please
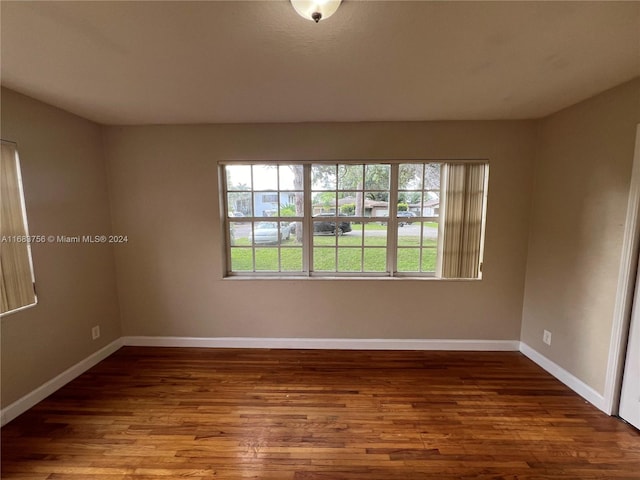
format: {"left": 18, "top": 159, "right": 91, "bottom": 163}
{"left": 439, "top": 162, "right": 488, "bottom": 279}
{"left": 1, "top": 141, "right": 36, "bottom": 314}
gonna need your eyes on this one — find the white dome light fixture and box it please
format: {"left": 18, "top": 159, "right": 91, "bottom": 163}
{"left": 291, "top": 0, "right": 342, "bottom": 23}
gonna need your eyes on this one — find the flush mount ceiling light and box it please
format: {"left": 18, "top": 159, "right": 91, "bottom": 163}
{"left": 291, "top": 0, "right": 342, "bottom": 23}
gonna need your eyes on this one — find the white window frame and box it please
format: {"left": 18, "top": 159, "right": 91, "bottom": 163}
{"left": 220, "top": 160, "right": 488, "bottom": 279}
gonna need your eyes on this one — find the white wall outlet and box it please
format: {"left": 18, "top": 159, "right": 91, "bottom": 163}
{"left": 543, "top": 329, "right": 552, "bottom": 346}
{"left": 91, "top": 325, "right": 101, "bottom": 340}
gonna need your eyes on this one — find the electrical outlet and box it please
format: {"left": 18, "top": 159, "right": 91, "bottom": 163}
{"left": 543, "top": 329, "right": 552, "bottom": 346}
{"left": 91, "top": 325, "right": 101, "bottom": 340}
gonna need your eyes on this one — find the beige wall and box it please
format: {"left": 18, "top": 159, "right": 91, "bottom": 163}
{"left": 0, "top": 89, "right": 122, "bottom": 407}
{"left": 522, "top": 79, "right": 640, "bottom": 394}
{"left": 103, "top": 121, "right": 536, "bottom": 340}
{"left": 5, "top": 79, "right": 638, "bottom": 413}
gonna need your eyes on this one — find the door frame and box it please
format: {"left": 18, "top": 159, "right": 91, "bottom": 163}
{"left": 606, "top": 124, "right": 640, "bottom": 415}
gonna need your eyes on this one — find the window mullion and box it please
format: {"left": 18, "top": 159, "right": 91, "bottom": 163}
{"left": 221, "top": 166, "right": 232, "bottom": 276}
{"left": 303, "top": 164, "right": 312, "bottom": 276}
{"left": 387, "top": 163, "right": 399, "bottom": 276}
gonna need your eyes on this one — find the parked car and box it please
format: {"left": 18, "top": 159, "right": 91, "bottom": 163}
{"left": 313, "top": 213, "right": 352, "bottom": 235}
{"left": 229, "top": 212, "right": 247, "bottom": 224}
{"left": 397, "top": 211, "right": 416, "bottom": 226}
{"left": 288, "top": 221, "right": 300, "bottom": 235}
{"left": 250, "top": 222, "right": 291, "bottom": 244}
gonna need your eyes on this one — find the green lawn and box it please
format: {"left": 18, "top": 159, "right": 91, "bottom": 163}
{"left": 231, "top": 239, "right": 436, "bottom": 273}
{"left": 230, "top": 221, "right": 438, "bottom": 273}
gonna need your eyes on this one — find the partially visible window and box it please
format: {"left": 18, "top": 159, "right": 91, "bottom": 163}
{"left": 439, "top": 163, "right": 488, "bottom": 279}
{"left": 221, "top": 161, "right": 488, "bottom": 279}
{"left": 1, "top": 141, "right": 37, "bottom": 315}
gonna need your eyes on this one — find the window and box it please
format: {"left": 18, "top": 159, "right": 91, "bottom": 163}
{"left": 222, "top": 161, "right": 488, "bottom": 279}
{"left": 1, "top": 141, "right": 37, "bottom": 314}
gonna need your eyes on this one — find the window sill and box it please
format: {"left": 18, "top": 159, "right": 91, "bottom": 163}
{"left": 222, "top": 275, "right": 481, "bottom": 281}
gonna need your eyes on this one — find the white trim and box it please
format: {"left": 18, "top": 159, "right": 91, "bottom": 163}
{"left": 122, "top": 336, "right": 520, "bottom": 351}
{"left": 520, "top": 342, "right": 607, "bottom": 412}
{"left": 0, "top": 338, "right": 123, "bottom": 427}
{"left": 605, "top": 125, "right": 640, "bottom": 415}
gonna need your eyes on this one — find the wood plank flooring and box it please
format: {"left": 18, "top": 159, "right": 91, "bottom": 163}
{"left": 2, "top": 347, "right": 639, "bottom": 479}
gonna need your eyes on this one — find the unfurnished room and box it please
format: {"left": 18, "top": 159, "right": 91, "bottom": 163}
{"left": 1, "top": 1, "right": 640, "bottom": 478}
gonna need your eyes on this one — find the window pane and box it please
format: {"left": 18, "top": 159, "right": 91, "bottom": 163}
{"left": 280, "top": 222, "right": 293, "bottom": 242}
{"left": 345, "top": 223, "right": 363, "bottom": 245}
{"left": 254, "top": 192, "right": 278, "bottom": 217}
{"left": 312, "top": 192, "right": 336, "bottom": 215}
{"left": 336, "top": 216, "right": 353, "bottom": 235}
{"left": 399, "top": 164, "right": 423, "bottom": 190}
{"left": 338, "top": 248, "right": 362, "bottom": 272}
{"left": 337, "top": 229, "right": 358, "bottom": 246}
{"left": 366, "top": 192, "right": 389, "bottom": 217}
{"left": 279, "top": 165, "right": 301, "bottom": 190}
{"left": 230, "top": 247, "right": 253, "bottom": 271}
{"left": 422, "top": 221, "right": 438, "bottom": 247}
{"left": 338, "top": 164, "right": 363, "bottom": 190}
{"left": 398, "top": 191, "right": 422, "bottom": 210}
{"left": 226, "top": 165, "right": 252, "bottom": 191}
{"left": 397, "top": 222, "right": 421, "bottom": 246}
{"left": 288, "top": 221, "right": 303, "bottom": 244}
{"left": 313, "top": 227, "right": 336, "bottom": 245}
{"left": 312, "top": 164, "right": 336, "bottom": 190}
{"left": 228, "top": 192, "right": 252, "bottom": 217}
{"left": 422, "top": 248, "right": 437, "bottom": 272}
{"left": 253, "top": 165, "right": 278, "bottom": 191}
{"left": 252, "top": 221, "right": 286, "bottom": 245}
{"left": 424, "top": 163, "right": 441, "bottom": 190}
{"left": 255, "top": 248, "right": 278, "bottom": 271}
{"left": 364, "top": 164, "right": 390, "bottom": 190}
{"left": 397, "top": 248, "right": 420, "bottom": 272}
{"left": 397, "top": 209, "right": 417, "bottom": 227}
{"left": 423, "top": 192, "right": 440, "bottom": 217}
{"left": 314, "top": 247, "right": 335, "bottom": 271}
{"left": 230, "top": 221, "right": 251, "bottom": 246}
{"left": 280, "top": 194, "right": 302, "bottom": 217}
{"left": 363, "top": 222, "right": 387, "bottom": 246}
{"left": 338, "top": 192, "right": 358, "bottom": 216}
{"left": 281, "top": 248, "right": 303, "bottom": 272}
{"left": 364, "top": 248, "right": 386, "bottom": 272}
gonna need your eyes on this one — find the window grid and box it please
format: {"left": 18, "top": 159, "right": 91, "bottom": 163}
{"left": 222, "top": 161, "right": 485, "bottom": 278}
{"left": 308, "top": 163, "right": 392, "bottom": 275}
{"left": 225, "top": 164, "right": 305, "bottom": 274}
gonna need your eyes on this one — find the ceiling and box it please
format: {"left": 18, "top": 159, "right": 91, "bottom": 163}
{"left": 1, "top": 1, "right": 639, "bottom": 125}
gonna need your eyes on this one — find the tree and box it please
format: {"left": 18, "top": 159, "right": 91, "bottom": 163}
{"left": 280, "top": 204, "right": 296, "bottom": 216}
{"left": 291, "top": 165, "right": 304, "bottom": 242}
{"left": 340, "top": 203, "right": 356, "bottom": 215}
{"left": 311, "top": 164, "right": 390, "bottom": 217}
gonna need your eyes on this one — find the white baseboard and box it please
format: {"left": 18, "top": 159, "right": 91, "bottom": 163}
{"left": 519, "top": 342, "right": 607, "bottom": 412}
{"left": 122, "top": 336, "right": 521, "bottom": 351}
{"left": 1, "top": 338, "right": 123, "bottom": 427}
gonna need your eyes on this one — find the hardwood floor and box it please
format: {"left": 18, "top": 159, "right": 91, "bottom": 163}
{"left": 2, "top": 347, "right": 639, "bottom": 479}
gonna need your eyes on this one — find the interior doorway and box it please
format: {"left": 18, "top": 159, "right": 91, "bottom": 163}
{"left": 620, "top": 257, "right": 640, "bottom": 429}
{"left": 618, "top": 125, "right": 640, "bottom": 430}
